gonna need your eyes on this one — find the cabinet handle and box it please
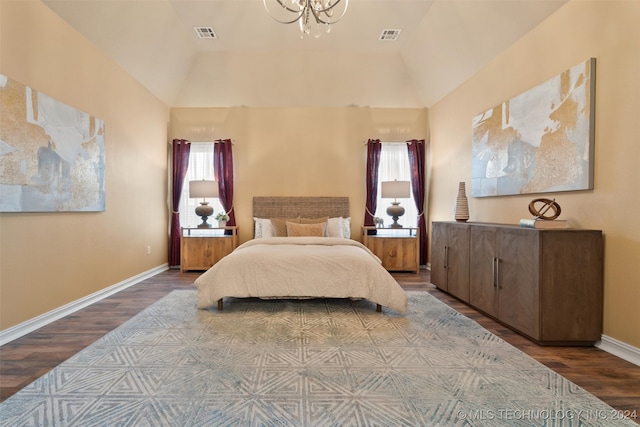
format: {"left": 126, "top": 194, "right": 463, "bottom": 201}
{"left": 444, "top": 246, "right": 449, "bottom": 269}
{"left": 492, "top": 257, "right": 497, "bottom": 287}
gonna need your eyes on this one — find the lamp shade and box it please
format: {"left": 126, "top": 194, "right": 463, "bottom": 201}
{"left": 189, "top": 180, "right": 219, "bottom": 199}
{"left": 381, "top": 180, "right": 410, "bottom": 199}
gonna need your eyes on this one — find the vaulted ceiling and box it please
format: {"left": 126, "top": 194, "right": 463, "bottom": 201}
{"left": 42, "top": 0, "right": 567, "bottom": 108}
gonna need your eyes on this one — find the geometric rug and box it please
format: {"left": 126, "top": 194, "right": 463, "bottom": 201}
{"left": 0, "top": 291, "right": 635, "bottom": 426}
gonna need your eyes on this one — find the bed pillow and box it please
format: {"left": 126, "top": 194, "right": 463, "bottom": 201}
{"left": 253, "top": 217, "right": 274, "bottom": 238}
{"left": 327, "top": 217, "right": 351, "bottom": 238}
{"left": 271, "top": 218, "right": 300, "bottom": 237}
{"left": 286, "top": 221, "right": 327, "bottom": 237}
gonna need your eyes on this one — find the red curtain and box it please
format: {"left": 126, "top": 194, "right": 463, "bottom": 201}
{"left": 364, "top": 139, "right": 382, "bottom": 235}
{"left": 214, "top": 139, "right": 235, "bottom": 233}
{"left": 169, "top": 139, "right": 191, "bottom": 267}
{"left": 407, "top": 139, "right": 427, "bottom": 265}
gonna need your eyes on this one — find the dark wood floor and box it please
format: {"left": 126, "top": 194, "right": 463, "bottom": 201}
{"left": 1, "top": 269, "right": 639, "bottom": 423}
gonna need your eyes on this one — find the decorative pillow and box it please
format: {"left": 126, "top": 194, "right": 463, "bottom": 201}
{"left": 299, "top": 216, "right": 329, "bottom": 224}
{"left": 327, "top": 217, "right": 351, "bottom": 238}
{"left": 253, "top": 217, "right": 274, "bottom": 238}
{"left": 271, "top": 218, "right": 300, "bottom": 237}
{"left": 286, "top": 221, "right": 327, "bottom": 237}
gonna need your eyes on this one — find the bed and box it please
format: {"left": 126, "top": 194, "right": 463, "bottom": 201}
{"left": 194, "top": 197, "right": 408, "bottom": 313}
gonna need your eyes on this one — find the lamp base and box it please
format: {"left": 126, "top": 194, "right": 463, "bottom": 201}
{"left": 195, "top": 202, "right": 214, "bottom": 228}
{"left": 386, "top": 202, "right": 405, "bottom": 228}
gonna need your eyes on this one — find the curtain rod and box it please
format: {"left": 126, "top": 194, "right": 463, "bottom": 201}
{"left": 362, "top": 140, "right": 423, "bottom": 145}
{"left": 190, "top": 140, "right": 235, "bottom": 145}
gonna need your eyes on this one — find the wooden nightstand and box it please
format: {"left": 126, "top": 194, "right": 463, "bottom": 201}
{"left": 362, "top": 227, "right": 420, "bottom": 274}
{"left": 180, "top": 227, "right": 238, "bottom": 272}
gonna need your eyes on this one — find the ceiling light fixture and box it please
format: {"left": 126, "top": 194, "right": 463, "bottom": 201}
{"left": 263, "top": 0, "right": 349, "bottom": 39}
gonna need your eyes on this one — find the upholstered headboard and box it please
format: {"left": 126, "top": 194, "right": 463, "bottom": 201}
{"left": 253, "top": 197, "right": 350, "bottom": 219}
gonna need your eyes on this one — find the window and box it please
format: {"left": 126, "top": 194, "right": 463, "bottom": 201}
{"left": 375, "top": 143, "right": 417, "bottom": 228}
{"left": 179, "top": 142, "right": 224, "bottom": 228}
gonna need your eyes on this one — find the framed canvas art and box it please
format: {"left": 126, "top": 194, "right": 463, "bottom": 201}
{"left": 471, "top": 58, "right": 595, "bottom": 197}
{"left": 0, "top": 74, "right": 105, "bottom": 212}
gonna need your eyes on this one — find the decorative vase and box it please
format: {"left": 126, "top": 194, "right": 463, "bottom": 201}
{"left": 218, "top": 220, "right": 227, "bottom": 228}
{"left": 454, "top": 182, "right": 470, "bottom": 222}
{"left": 195, "top": 201, "right": 214, "bottom": 228}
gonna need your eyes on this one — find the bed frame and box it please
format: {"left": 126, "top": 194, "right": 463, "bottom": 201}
{"left": 215, "top": 196, "right": 383, "bottom": 311}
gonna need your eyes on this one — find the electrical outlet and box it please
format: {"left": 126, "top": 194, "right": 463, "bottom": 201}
{"left": 146, "top": 245, "right": 151, "bottom": 255}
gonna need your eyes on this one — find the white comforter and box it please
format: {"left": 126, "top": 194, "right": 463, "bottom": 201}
{"left": 195, "top": 237, "right": 408, "bottom": 313}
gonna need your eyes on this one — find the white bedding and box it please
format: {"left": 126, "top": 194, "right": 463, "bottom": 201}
{"left": 195, "top": 237, "right": 408, "bottom": 313}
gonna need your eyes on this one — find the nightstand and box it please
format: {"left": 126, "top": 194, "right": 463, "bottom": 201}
{"left": 362, "top": 227, "right": 419, "bottom": 274}
{"left": 180, "top": 227, "right": 238, "bottom": 272}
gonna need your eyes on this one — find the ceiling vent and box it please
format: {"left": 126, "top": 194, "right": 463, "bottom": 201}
{"left": 379, "top": 29, "right": 401, "bottom": 41}
{"left": 194, "top": 27, "right": 217, "bottom": 39}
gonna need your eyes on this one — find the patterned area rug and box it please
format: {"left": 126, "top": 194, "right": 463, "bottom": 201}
{"left": 1, "top": 291, "right": 635, "bottom": 426}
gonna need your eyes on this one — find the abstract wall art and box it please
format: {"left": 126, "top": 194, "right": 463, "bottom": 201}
{"left": 0, "top": 74, "right": 105, "bottom": 212}
{"left": 471, "top": 58, "right": 595, "bottom": 197}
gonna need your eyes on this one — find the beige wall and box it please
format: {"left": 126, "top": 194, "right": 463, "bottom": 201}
{"left": 0, "top": 1, "right": 170, "bottom": 330}
{"left": 428, "top": 0, "right": 640, "bottom": 347}
{"left": 170, "top": 107, "right": 429, "bottom": 243}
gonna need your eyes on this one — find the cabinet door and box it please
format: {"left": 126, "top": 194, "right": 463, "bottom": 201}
{"left": 497, "top": 229, "right": 540, "bottom": 339}
{"left": 182, "top": 237, "right": 209, "bottom": 270}
{"left": 430, "top": 223, "right": 448, "bottom": 291}
{"left": 207, "top": 237, "right": 236, "bottom": 266}
{"left": 469, "top": 226, "right": 499, "bottom": 317}
{"left": 539, "top": 230, "right": 603, "bottom": 343}
{"left": 447, "top": 225, "right": 470, "bottom": 302}
{"left": 402, "top": 236, "right": 419, "bottom": 273}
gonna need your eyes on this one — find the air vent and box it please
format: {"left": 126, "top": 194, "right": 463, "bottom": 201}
{"left": 194, "top": 27, "right": 217, "bottom": 39}
{"left": 379, "top": 29, "right": 401, "bottom": 41}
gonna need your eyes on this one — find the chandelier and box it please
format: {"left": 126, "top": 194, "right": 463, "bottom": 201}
{"left": 263, "top": 0, "right": 349, "bottom": 38}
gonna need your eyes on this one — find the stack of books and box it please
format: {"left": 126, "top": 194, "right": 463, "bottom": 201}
{"left": 519, "top": 218, "right": 570, "bottom": 229}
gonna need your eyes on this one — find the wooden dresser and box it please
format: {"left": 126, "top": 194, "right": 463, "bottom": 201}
{"left": 431, "top": 221, "right": 603, "bottom": 345}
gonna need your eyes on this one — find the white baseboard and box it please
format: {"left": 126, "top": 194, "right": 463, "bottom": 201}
{"left": 0, "top": 264, "right": 168, "bottom": 346}
{"left": 596, "top": 335, "right": 640, "bottom": 367}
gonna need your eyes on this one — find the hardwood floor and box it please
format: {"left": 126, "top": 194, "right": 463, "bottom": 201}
{"left": 1, "top": 269, "right": 639, "bottom": 423}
